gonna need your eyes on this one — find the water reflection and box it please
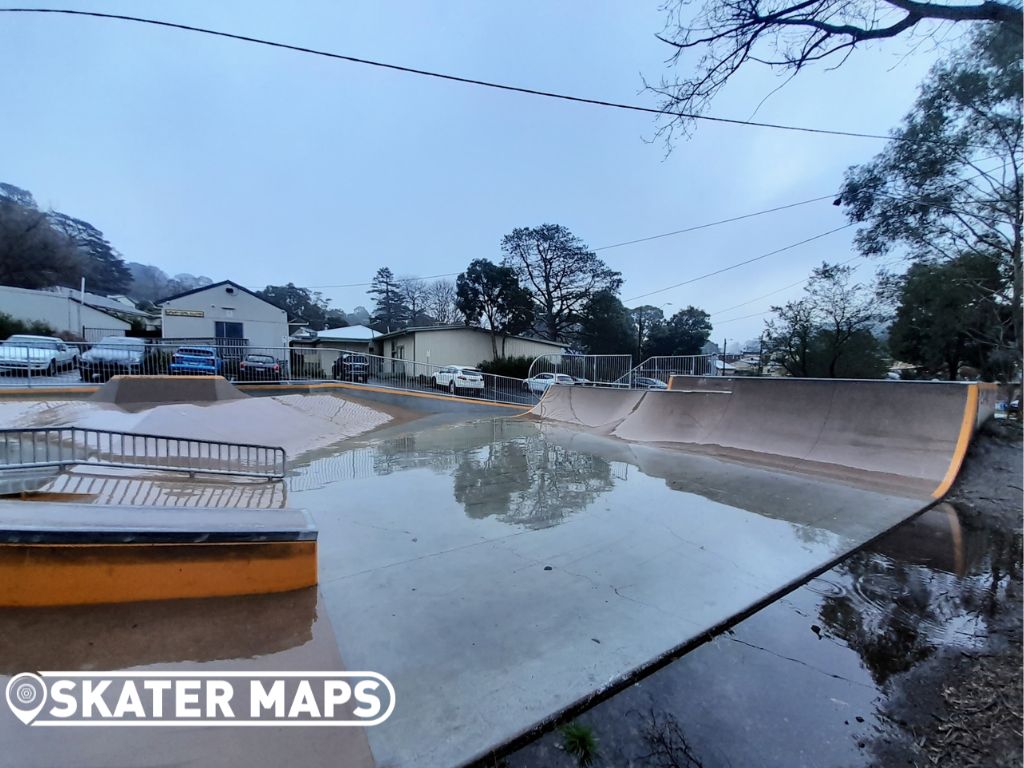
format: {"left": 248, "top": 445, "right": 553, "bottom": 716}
{"left": 816, "top": 502, "right": 1022, "bottom": 686}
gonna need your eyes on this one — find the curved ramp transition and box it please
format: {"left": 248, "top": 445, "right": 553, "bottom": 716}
{"left": 530, "top": 377, "right": 996, "bottom": 499}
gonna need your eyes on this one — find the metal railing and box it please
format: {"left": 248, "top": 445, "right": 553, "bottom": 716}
{"left": 620, "top": 354, "right": 720, "bottom": 385}
{"left": 526, "top": 353, "right": 634, "bottom": 387}
{"left": 0, "top": 427, "right": 287, "bottom": 479}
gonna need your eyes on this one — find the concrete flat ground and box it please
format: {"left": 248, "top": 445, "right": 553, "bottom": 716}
{"left": 0, "top": 384, "right": 963, "bottom": 767}
{"left": 291, "top": 418, "right": 929, "bottom": 766}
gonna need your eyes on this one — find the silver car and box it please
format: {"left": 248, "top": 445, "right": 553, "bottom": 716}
{"left": 0, "top": 335, "right": 78, "bottom": 375}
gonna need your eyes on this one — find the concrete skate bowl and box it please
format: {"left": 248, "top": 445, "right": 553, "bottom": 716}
{"left": 91, "top": 374, "right": 248, "bottom": 405}
{"left": 530, "top": 377, "right": 997, "bottom": 499}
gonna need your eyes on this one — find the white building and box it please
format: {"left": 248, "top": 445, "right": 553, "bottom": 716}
{"left": 0, "top": 284, "right": 135, "bottom": 339}
{"left": 158, "top": 280, "right": 289, "bottom": 350}
{"left": 372, "top": 325, "right": 567, "bottom": 369}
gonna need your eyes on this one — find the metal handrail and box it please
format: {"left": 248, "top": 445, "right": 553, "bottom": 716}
{"left": 0, "top": 427, "right": 286, "bottom": 480}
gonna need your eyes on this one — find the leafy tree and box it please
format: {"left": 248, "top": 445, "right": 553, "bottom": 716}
{"left": 256, "top": 283, "right": 338, "bottom": 330}
{"left": 501, "top": 224, "right": 622, "bottom": 341}
{"left": 645, "top": 306, "right": 713, "bottom": 356}
{"left": 578, "top": 290, "right": 635, "bottom": 355}
{"left": 127, "top": 263, "right": 212, "bottom": 303}
{"left": 455, "top": 259, "right": 535, "bottom": 360}
{"left": 368, "top": 267, "right": 408, "bottom": 333}
{"left": 766, "top": 262, "right": 888, "bottom": 378}
{"left": 0, "top": 194, "right": 77, "bottom": 288}
{"left": 650, "top": 0, "right": 1020, "bottom": 139}
{"left": 425, "top": 279, "right": 459, "bottom": 325}
{"left": 629, "top": 305, "right": 666, "bottom": 360}
{"left": 883, "top": 253, "right": 1010, "bottom": 379}
{"left": 49, "top": 211, "right": 131, "bottom": 295}
{"left": 842, "top": 25, "right": 1022, "bottom": 368}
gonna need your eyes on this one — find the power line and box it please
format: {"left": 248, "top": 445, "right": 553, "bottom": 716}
{"left": 623, "top": 223, "right": 855, "bottom": 303}
{"left": 593, "top": 195, "right": 835, "bottom": 251}
{"left": 0, "top": 7, "right": 957, "bottom": 145}
{"left": 709, "top": 255, "right": 865, "bottom": 316}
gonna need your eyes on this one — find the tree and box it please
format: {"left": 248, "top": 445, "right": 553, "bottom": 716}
{"left": 766, "top": 262, "right": 888, "bottom": 378}
{"left": 842, "top": 24, "right": 1022, "bottom": 368}
{"left": 368, "top": 267, "right": 408, "bottom": 333}
{"left": 884, "top": 252, "right": 1010, "bottom": 378}
{"left": 257, "top": 283, "right": 335, "bottom": 330}
{"left": 501, "top": 224, "right": 622, "bottom": 342}
{"left": 644, "top": 306, "right": 713, "bottom": 357}
{"left": 629, "top": 305, "right": 666, "bottom": 360}
{"left": 455, "top": 259, "right": 535, "bottom": 360}
{"left": 0, "top": 195, "right": 77, "bottom": 288}
{"left": 578, "top": 291, "right": 636, "bottom": 355}
{"left": 49, "top": 211, "right": 132, "bottom": 295}
{"left": 400, "top": 277, "right": 429, "bottom": 326}
{"left": 650, "top": 0, "right": 1020, "bottom": 139}
{"left": 425, "top": 279, "right": 459, "bottom": 325}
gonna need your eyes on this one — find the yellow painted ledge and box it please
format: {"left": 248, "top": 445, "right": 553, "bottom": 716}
{"left": 0, "top": 541, "right": 317, "bottom": 607}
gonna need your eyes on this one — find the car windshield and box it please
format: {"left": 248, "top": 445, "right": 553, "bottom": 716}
{"left": 460, "top": 368, "right": 481, "bottom": 375}
{"left": 4, "top": 336, "right": 59, "bottom": 349}
{"left": 346, "top": 356, "right": 368, "bottom": 363}
{"left": 177, "top": 348, "right": 214, "bottom": 357}
{"left": 247, "top": 355, "right": 275, "bottom": 363}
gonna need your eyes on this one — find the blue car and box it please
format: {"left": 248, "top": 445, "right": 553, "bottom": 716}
{"left": 169, "top": 346, "right": 223, "bottom": 376}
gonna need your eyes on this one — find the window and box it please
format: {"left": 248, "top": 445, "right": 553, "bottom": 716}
{"left": 215, "top": 321, "right": 243, "bottom": 339}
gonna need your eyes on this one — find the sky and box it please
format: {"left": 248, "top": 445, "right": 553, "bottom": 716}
{"left": 0, "top": 1, "right": 956, "bottom": 347}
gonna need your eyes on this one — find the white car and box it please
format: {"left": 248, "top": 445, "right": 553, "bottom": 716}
{"left": 0, "top": 335, "right": 78, "bottom": 375}
{"left": 432, "top": 365, "right": 485, "bottom": 394}
{"left": 523, "top": 372, "right": 575, "bottom": 394}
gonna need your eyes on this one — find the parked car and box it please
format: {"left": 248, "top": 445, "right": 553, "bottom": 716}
{"left": 78, "top": 336, "right": 152, "bottom": 382}
{"left": 634, "top": 376, "right": 669, "bottom": 390}
{"left": 332, "top": 353, "right": 370, "bottom": 382}
{"left": 169, "top": 346, "right": 223, "bottom": 376}
{"left": 0, "top": 335, "right": 78, "bottom": 376}
{"left": 571, "top": 376, "right": 595, "bottom": 386}
{"left": 239, "top": 353, "right": 282, "bottom": 382}
{"left": 432, "top": 365, "right": 485, "bottom": 394}
{"left": 523, "top": 372, "right": 575, "bottom": 394}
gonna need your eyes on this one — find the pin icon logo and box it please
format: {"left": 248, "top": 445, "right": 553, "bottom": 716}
{"left": 6, "top": 673, "right": 47, "bottom": 725}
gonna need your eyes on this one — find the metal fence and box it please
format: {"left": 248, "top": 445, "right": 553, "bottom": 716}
{"left": 526, "top": 354, "right": 634, "bottom": 386}
{"left": 623, "top": 355, "right": 720, "bottom": 385}
{"left": 0, "top": 339, "right": 707, "bottom": 402}
{"left": 0, "top": 427, "right": 287, "bottom": 479}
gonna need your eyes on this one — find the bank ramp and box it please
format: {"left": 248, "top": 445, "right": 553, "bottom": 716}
{"left": 530, "top": 377, "right": 996, "bottom": 499}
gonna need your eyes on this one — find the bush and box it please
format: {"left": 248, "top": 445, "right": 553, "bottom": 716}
{"left": 0, "top": 311, "right": 56, "bottom": 339}
{"left": 477, "top": 355, "right": 533, "bottom": 380}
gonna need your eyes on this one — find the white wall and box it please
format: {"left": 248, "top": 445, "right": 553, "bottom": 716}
{"left": 379, "top": 328, "right": 564, "bottom": 369}
{"left": 0, "top": 285, "right": 129, "bottom": 337}
{"left": 161, "top": 284, "right": 288, "bottom": 349}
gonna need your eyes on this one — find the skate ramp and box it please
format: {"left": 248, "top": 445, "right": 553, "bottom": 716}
{"left": 530, "top": 377, "right": 992, "bottom": 499}
{"left": 91, "top": 375, "right": 248, "bottom": 405}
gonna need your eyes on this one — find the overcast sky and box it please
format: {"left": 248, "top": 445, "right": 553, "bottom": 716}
{"left": 0, "top": 1, "right": 952, "bottom": 346}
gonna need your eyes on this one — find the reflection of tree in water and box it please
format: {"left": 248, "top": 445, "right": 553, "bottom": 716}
{"left": 453, "top": 434, "right": 617, "bottom": 528}
{"left": 817, "top": 514, "right": 1023, "bottom": 687}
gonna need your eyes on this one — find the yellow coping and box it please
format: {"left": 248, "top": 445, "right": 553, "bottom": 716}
{"left": 0, "top": 540, "right": 317, "bottom": 607}
{"left": 931, "top": 383, "right": 979, "bottom": 500}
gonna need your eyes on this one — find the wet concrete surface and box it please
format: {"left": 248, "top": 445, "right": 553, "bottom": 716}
{"left": 287, "top": 418, "right": 936, "bottom": 767}
{"left": 503, "top": 423, "right": 1023, "bottom": 768}
{"left": 2, "top": 414, "right": 1014, "bottom": 767}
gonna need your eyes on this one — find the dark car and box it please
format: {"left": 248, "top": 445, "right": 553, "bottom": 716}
{"left": 78, "top": 337, "right": 153, "bottom": 382}
{"left": 332, "top": 353, "right": 369, "bottom": 382}
{"left": 169, "top": 346, "right": 223, "bottom": 376}
{"left": 239, "top": 353, "right": 282, "bottom": 382}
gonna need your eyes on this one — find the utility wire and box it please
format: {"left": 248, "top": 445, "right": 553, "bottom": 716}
{"left": 0, "top": 7, "right": 966, "bottom": 146}
{"left": 593, "top": 195, "right": 835, "bottom": 251}
{"left": 623, "top": 223, "right": 855, "bottom": 303}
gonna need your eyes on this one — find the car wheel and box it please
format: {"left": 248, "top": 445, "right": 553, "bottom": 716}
{"left": 70, "top": 356, "right": 78, "bottom": 370}
{"left": 46, "top": 360, "right": 57, "bottom": 376}
{"left": 449, "top": 381, "right": 456, "bottom": 395}
{"left": 79, "top": 368, "right": 89, "bottom": 381}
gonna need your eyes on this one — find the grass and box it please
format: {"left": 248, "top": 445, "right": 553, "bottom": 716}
{"left": 560, "top": 721, "right": 599, "bottom": 767}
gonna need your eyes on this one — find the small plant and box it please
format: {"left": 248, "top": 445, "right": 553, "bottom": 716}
{"left": 560, "top": 721, "right": 599, "bottom": 768}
